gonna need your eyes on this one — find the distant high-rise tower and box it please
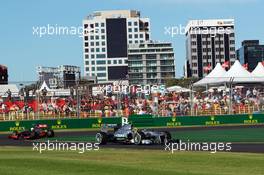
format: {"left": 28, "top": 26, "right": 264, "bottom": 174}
{"left": 237, "top": 40, "right": 264, "bottom": 71}
{"left": 83, "top": 10, "right": 150, "bottom": 83}
{"left": 185, "top": 19, "right": 236, "bottom": 78}
{"left": 0, "top": 65, "right": 8, "bottom": 84}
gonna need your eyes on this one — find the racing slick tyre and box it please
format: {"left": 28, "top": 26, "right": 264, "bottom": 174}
{"left": 95, "top": 132, "right": 108, "bottom": 145}
{"left": 134, "top": 131, "right": 145, "bottom": 145}
{"left": 30, "top": 131, "right": 38, "bottom": 139}
{"left": 163, "top": 131, "right": 172, "bottom": 144}
{"left": 47, "top": 130, "right": 55, "bottom": 138}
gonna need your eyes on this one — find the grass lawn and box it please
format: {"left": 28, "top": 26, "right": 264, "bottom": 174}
{"left": 0, "top": 147, "right": 263, "bottom": 175}
{"left": 42, "top": 127, "right": 264, "bottom": 143}
{"left": 172, "top": 127, "right": 264, "bottom": 143}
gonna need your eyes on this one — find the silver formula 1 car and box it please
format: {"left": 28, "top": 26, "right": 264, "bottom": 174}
{"left": 95, "top": 124, "right": 173, "bottom": 145}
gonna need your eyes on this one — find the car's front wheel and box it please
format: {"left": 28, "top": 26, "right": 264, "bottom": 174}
{"left": 95, "top": 132, "right": 108, "bottom": 145}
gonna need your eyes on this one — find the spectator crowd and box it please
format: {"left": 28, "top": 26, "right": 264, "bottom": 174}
{"left": 0, "top": 86, "right": 263, "bottom": 120}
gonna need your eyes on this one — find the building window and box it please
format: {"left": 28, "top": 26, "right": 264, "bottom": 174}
{"left": 102, "top": 41, "right": 105, "bottom": 46}
{"left": 230, "top": 47, "right": 235, "bottom": 51}
{"left": 90, "top": 36, "right": 94, "bottom": 40}
{"left": 134, "top": 34, "right": 138, "bottom": 38}
{"left": 96, "top": 48, "right": 100, "bottom": 52}
{"left": 91, "top": 42, "right": 94, "bottom": 46}
{"left": 85, "top": 49, "right": 89, "bottom": 53}
{"left": 96, "top": 42, "right": 99, "bottom": 46}
{"left": 85, "top": 55, "right": 89, "bottom": 59}
{"left": 101, "top": 29, "right": 105, "bottom": 33}
{"left": 85, "top": 42, "right": 89, "bottom": 47}
{"left": 85, "top": 61, "right": 89, "bottom": 65}
{"left": 85, "top": 67, "right": 89, "bottom": 71}
{"left": 102, "top": 48, "right": 106, "bottom": 52}
{"left": 101, "top": 23, "right": 105, "bottom": 27}
{"left": 128, "top": 22, "right": 132, "bottom": 26}
{"left": 101, "top": 35, "right": 105, "bottom": 39}
{"left": 134, "top": 28, "right": 138, "bottom": 32}
{"left": 114, "top": 60, "right": 117, "bottom": 64}
{"left": 97, "top": 73, "right": 106, "bottom": 77}
{"left": 92, "top": 67, "right": 95, "bottom": 71}
{"left": 91, "top": 61, "right": 95, "bottom": 65}
{"left": 191, "top": 34, "right": 196, "bottom": 38}
{"left": 129, "top": 34, "right": 132, "bottom": 39}
{"left": 91, "top": 48, "right": 94, "bottom": 52}
{"left": 108, "top": 60, "right": 111, "bottom": 64}
{"left": 97, "top": 60, "right": 106, "bottom": 64}
{"left": 96, "top": 54, "right": 106, "bottom": 58}
{"left": 128, "top": 28, "right": 132, "bottom": 32}
{"left": 134, "top": 21, "right": 138, "bottom": 26}
{"left": 129, "top": 40, "right": 132, "bottom": 44}
{"left": 95, "top": 23, "right": 99, "bottom": 27}
{"left": 118, "top": 60, "right": 122, "bottom": 64}
{"left": 84, "top": 36, "right": 88, "bottom": 41}
{"left": 97, "top": 67, "right": 106, "bottom": 71}
{"left": 140, "top": 34, "right": 143, "bottom": 38}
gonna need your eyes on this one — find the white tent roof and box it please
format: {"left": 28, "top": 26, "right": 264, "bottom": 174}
{"left": 194, "top": 60, "right": 264, "bottom": 86}
{"left": 193, "top": 63, "right": 227, "bottom": 86}
{"left": 167, "top": 85, "right": 191, "bottom": 93}
{"left": 251, "top": 62, "right": 264, "bottom": 77}
{"left": 206, "top": 63, "right": 227, "bottom": 78}
{"left": 39, "top": 81, "right": 51, "bottom": 91}
{"left": 0, "top": 84, "right": 19, "bottom": 97}
{"left": 38, "top": 81, "right": 70, "bottom": 97}
{"left": 224, "top": 60, "right": 252, "bottom": 78}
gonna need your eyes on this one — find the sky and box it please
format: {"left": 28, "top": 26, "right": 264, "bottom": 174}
{"left": 0, "top": 0, "right": 263, "bottom": 83}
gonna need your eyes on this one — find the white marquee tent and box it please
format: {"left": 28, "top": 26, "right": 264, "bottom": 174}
{"left": 193, "top": 63, "right": 226, "bottom": 86}
{"left": 251, "top": 62, "right": 264, "bottom": 77}
{"left": 194, "top": 60, "right": 264, "bottom": 86}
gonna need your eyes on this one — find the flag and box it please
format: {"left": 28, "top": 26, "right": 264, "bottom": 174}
{"left": 243, "top": 63, "right": 248, "bottom": 70}
{"left": 203, "top": 64, "right": 211, "bottom": 72}
{"left": 222, "top": 61, "right": 230, "bottom": 68}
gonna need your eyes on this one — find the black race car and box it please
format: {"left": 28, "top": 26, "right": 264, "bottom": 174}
{"left": 95, "top": 124, "right": 174, "bottom": 145}
{"left": 8, "top": 124, "right": 55, "bottom": 140}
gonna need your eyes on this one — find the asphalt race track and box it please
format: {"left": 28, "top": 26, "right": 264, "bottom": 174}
{"left": 1, "top": 125, "right": 264, "bottom": 153}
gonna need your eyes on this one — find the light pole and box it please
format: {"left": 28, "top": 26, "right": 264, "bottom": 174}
{"left": 229, "top": 77, "right": 234, "bottom": 114}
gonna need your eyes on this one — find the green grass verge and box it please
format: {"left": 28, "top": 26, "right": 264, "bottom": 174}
{"left": 0, "top": 146, "right": 263, "bottom": 175}
{"left": 172, "top": 127, "right": 264, "bottom": 143}
{"left": 42, "top": 127, "right": 264, "bottom": 143}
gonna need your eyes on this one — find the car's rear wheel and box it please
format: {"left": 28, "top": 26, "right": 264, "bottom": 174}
{"left": 134, "top": 132, "right": 145, "bottom": 145}
{"left": 164, "top": 131, "right": 172, "bottom": 144}
{"left": 96, "top": 132, "right": 108, "bottom": 145}
{"left": 47, "top": 130, "right": 54, "bottom": 138}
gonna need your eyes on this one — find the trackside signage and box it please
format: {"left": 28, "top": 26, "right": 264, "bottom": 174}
{"left": 0, "top": 114, "right": 263, "bottom": 132}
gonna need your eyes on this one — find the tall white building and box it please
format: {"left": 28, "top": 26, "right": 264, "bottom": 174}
{"left": 128, "top": 41, "right": 175, "bottom": 85}
{"left": 83, "top": 10, "right": 150, "bottom": 83}
{"left": 185, "top": 19, "right": 236, "bottom": 78}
